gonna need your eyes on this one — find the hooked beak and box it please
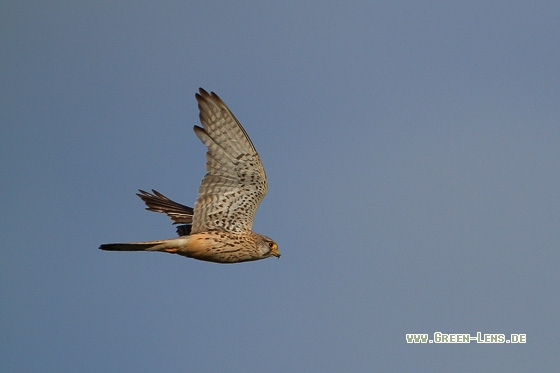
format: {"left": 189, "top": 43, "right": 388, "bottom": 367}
{"left": 271, "top": 248, "right": 281, "bottom": 258}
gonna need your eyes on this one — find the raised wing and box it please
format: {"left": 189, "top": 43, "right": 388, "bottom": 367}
{"left": 191, "top": 88, "right": 268, "bottom": 234}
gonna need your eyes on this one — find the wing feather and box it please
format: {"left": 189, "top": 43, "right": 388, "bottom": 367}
{"left": 191, "top": 88, "right": 268, "bottom": 234}
{"left": 136, "top": 189, "right": 194, "bottom": 224}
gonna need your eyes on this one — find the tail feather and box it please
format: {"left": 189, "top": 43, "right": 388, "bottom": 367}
{"left": 99, "top": 237, "right": 190, "bottom": 253}
{"left": 99, "top": 242, "right": 163, "bottom": 252}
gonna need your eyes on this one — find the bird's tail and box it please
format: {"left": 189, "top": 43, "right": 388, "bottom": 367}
{"left": 99, "top": 237, "right": 189, "bottom": 253}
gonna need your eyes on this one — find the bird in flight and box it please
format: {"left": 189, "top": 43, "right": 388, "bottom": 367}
{"left": 99, "top": 88, "right": 279, "bottom": 263}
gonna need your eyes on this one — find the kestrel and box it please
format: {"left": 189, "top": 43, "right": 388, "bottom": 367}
{"left": 99, "top": 88, "right": 279, "bottom": 263}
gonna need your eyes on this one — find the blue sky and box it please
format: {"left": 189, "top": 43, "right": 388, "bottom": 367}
{"left": 2, "top": 1, "right": 559, "bottom": 371}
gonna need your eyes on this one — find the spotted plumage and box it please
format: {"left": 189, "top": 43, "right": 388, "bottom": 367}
{"left": 99, "top": 88, "right": 279, "bottom": 263}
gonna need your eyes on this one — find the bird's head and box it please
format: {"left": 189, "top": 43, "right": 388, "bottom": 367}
{"left": 257, "top": 234, "right": 280, "bottom": 259}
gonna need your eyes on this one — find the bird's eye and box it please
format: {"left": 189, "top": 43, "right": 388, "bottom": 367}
{"left": 268, "top": 242, "right": 275, "bottom": 248}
